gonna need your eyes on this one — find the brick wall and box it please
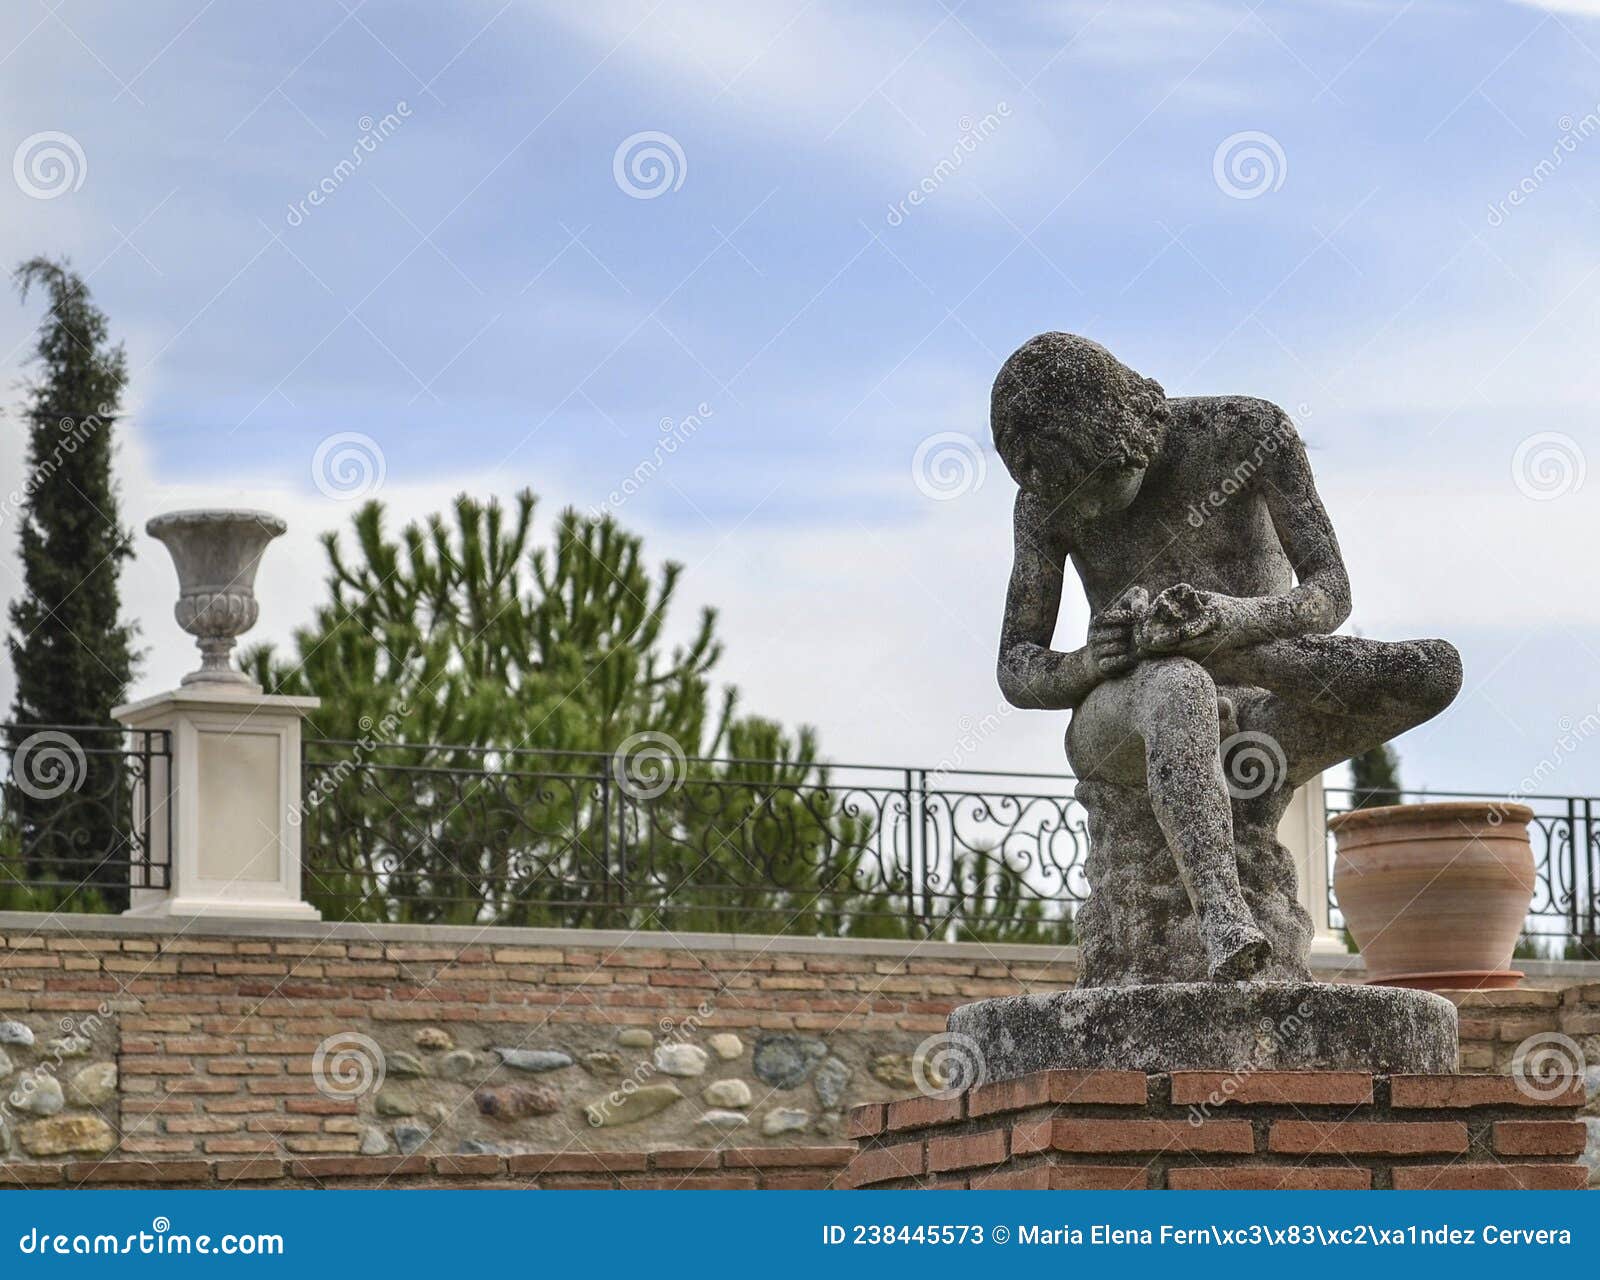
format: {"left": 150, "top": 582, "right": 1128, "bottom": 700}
{"left": 846, "top": 1069, "right": 1589, "bottom": 1190}
{"left": 0, "top": 914, "right": 1075, "bottom": 1175}
{"left": 2, "top": 913, "right": 1597, "bottom": 1188}
{"left": 1452, "top": 986, "right": 1600, "bottom": 1071}
{"left": 5, "top": 1146, "right": 853, "bottom": 1189}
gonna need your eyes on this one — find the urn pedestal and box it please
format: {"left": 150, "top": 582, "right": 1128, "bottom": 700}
{"left": 118, "top": 507, "right": 321, "bottom": 921}
{"left": 115, "top": 687, "right": 321, "bottom": 922}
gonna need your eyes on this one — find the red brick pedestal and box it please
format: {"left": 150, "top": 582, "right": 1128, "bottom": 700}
{"left": 846, "top": 1070, "right": 1588, "bottom": 1190}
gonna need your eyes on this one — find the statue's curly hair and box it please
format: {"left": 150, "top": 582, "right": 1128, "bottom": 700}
{"left": 990, "top": 332, "right": 1168, "bottom": 490}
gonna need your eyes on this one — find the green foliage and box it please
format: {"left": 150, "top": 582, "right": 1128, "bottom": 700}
{"left": 1350, "top": 740, "right": 1402, "bottom": 809}
{"left": 4, "top": 259, "right": 138, "bottom": 903}
{"left": 946, "top": 848, "right": 1075, "bottom": 945}
{"left": 250, "top": 493, "right": 1071, "bottom": 943}
{"left": 1513, "top": 929, "right": 1550, "bottom": 960}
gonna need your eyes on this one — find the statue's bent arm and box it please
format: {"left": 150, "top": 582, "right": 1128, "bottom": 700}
{"left": 996, "top": 493, "right": 1101, "bottom": 712}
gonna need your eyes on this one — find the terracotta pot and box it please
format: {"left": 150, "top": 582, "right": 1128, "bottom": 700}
{"left": 1329, "top": 801, "right": 1535, "bottom": 992}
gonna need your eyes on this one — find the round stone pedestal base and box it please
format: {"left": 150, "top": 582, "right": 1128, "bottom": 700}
{"left": 945, "top": 982, "right": 1457, "bottom": 1083}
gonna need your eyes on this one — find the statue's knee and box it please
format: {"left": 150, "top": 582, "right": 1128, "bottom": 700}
{"left": 1415, "top": 638, "right": 1463, "bottom": 713}
{"left": 1139, "top": 656, "right": 1217, "bottom": 713}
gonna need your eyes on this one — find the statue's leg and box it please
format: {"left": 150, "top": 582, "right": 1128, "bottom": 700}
{"left": 1205, "top": 635, "right": 1461, "bottom": 782}
{"left": 1070, "top": 657, "right": 1270, "bottom": 981}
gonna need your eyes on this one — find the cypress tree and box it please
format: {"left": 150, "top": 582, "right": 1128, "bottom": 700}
{"left": 6, "top": 258, "right": 138, "bottom": 901}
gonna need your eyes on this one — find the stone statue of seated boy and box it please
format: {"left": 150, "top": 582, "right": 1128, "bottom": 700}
{"left": 993, "top": 332, "right": 1461, "bottom": 987}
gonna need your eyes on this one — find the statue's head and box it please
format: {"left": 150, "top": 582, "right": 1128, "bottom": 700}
{"left": 991, "top": 332, "right": 1169, "bottom": 517}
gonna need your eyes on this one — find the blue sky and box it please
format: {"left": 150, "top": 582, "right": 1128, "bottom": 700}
{"left": 1, "top": 0, "right": 1598, "bottom": 800}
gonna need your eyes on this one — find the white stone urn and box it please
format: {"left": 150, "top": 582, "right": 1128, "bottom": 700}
{"left": 146, "top": 509, "right": 287, "bottom": 690}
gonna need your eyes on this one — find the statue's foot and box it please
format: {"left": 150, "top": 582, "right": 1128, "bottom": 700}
{"left": 1216, "top": 693, "right": 1239, "bottom": 740}
{"left": 1206, "top": 917, "right": 1271, "bottom": 982}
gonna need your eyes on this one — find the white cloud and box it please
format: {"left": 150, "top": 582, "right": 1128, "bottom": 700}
{"left": 1510, "top": 0, "right": 1600, "bottom": 16}
{"left": 523, "top": 0, "right": 1056, "bottom": 209}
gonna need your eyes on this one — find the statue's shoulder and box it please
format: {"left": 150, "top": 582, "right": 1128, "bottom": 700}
{"left": 1168, "top": 395, "right": 1298, "bottom": 451}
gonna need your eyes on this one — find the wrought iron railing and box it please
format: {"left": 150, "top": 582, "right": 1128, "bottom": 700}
{"left": 5, "top": 723, "right": 1595, "bottom": 955}
{"left": 298, "top": 739, "right": 1088, "bottom": 938}
{"left": 1324, "top": 786, "right": 1600, "bottom": 953}
{"left": 0, "top": 724, "right": 171, "bottom": 911}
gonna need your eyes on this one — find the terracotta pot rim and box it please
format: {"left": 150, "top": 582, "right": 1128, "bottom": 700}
{"left": 1327, "top": 800, "right": 1533, "bottom": 832}
{"left": 1364, "top": 969, "right": 1524, "bottom": 991}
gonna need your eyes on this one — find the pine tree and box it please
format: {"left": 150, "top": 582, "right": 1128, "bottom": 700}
{"left": 6, "top": 258, "right": 138, "bottom": 902}
{"left": 1350, "top": 740, "right": 1402, "bottom": 809}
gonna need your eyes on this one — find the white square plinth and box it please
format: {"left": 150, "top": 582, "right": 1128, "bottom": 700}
{"left": 114, "top": 686, "right": 323, "bottom": 922}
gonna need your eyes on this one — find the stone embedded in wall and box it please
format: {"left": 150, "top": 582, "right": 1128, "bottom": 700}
{"left": 10, "top": 1075, "right": 64, "bottom": 1117}
{"left": 68, "top": 1063, "right": 117, "bottom": 1107}
{"left": 475, "top": 1083, "right": 560, "bottom": 1120}
{"left": 653, "top": 1044, "right": 709, "bottom": 1078}
{"left": 46, "top": 1036, "right": 91, "bottom": 1060}
{"left": 813, "top": 1056, "right": 851, "bottom": 1108}
{"left": 0, "top": 1020, "right": 34, "bottom": 1047}
{"left": 707, "top": 1033, "right": 743, "bottom": 1061}
{"left": 617, "top": 1029, "right": 654, "bottom": 1049}
{"left": 359, "top": 1127, "right": 389, "bottom": 1155}
{"left": 375, "top": 1088, "right": 418, "bottom": 1117}
{"left": 414, "top": 1027, "right": 453, "bottom": 1051}
{"left": 869, "top": 1054, "right": 915, "bottom": 1090}
{"left": 393, "top": 1123, "right": 429, "bottom": 1155}
{"left": 752, "top": 1035, "right": 827, "bottom": 1089}
{"left": 493, "top": 1048, "right": 573, "bottom": 1073}
{"left": 584, "top": 1083, "right": 682, "bottom": 1128}
{"left": 582, "top": 1051, "right": 624, "bottom": 1076}
{"left": 18, "top": 1114, "right": 114, "bottom": 1157}
{"left": 385, "top": 1050, "right": 427, "bottom": 1078}
{"left": 699, "top": 1110, "right": 748, "bottom": 1130}
{"left": 761, "top": 1107, "right": 812, "bottom": 1136}
{"left": 438, "top": 1050, "right": 478, "bottom": 1081}
{"left": 703, "top": 1079, "right": 752, "bottom": 1109}
{"left": 0, "top": 1048, "right": 12, "bottom": 1081}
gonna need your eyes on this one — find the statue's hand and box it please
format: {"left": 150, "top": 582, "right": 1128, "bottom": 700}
{"left": 1088, "top": 586, "right": 1147, "bottom": 677}
{"left": 1136, "top": 583, "right": 1225, "bottom": 654}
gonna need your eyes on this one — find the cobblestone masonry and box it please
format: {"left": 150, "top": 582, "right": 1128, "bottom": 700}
{"left": 1, "top": 915, "right": 1598, "bottom": 1187}
{"left": 0, "top": 916, "right": 1076, "bottom": 1175}
{"left": 845, "top": 1070, "right": 1589, "bottom": 1190}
